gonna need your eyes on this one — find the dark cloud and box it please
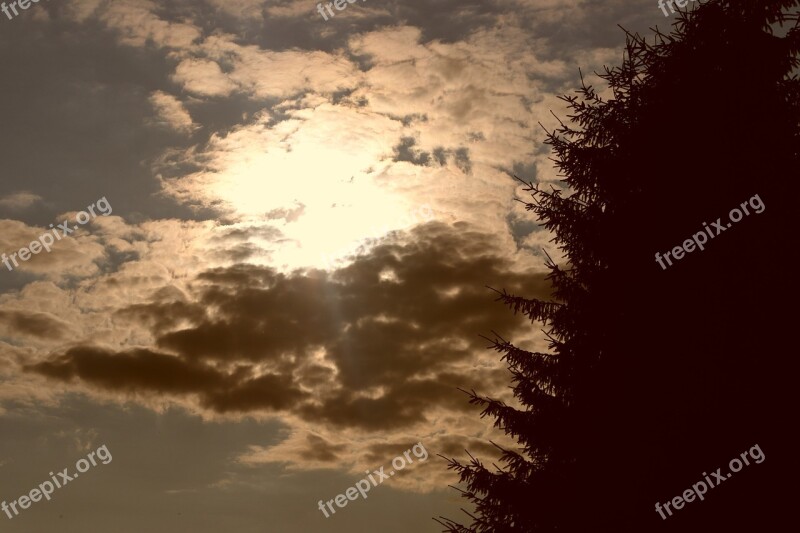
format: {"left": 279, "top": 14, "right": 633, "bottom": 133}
{"left": 452, "top": 147, "right": 472, "bottom": 174}
{"left": 432, "top": 147, "right": 449, "bottom": 167}
{"left": 26, "top": 346, "right": 227, "bottom": 394}
{"left": 300, "top": 371, "right": 487, "bottom": 430}
{"left": 302, "top": 434, "right": 348, "bottom": 462}
{"left": 362, "top": 441, "right": 421, "bottom": 464}
{"left": 214, "top": 242, "right": 262, "bottom": 262}
{"left": 393, "top": 138, "right": 472, "bottom": 174}
{"left": 196, "top": 263, "right": 280, "bottom": 287}
{"left": 27, "top": 222, "right": 550, "bottom": 430}
{"left": 203, "top": 372, "right": 309, "bottom": 413}
{"left": 24, "top": 345, "right": 308, "bottom": 414}
{"left": 157, "top": 274, "right": 341, "bottom": 363}
{"left": 114, "top": 300, "right": 206, "bottom": 334}
{"left": 432, "top": 146, "right": 472, "bottom": 174}
{"left": 0, "top": 310, "right": 70, "bottom": 340}
{"left": 433, "top": 435, "right": 499, "bottom": 460}
{"left": 392, "top": 136, "right": 431, "bottom": 166}
{"left": 212, "top": 225, "right": 285, "bottom": 243}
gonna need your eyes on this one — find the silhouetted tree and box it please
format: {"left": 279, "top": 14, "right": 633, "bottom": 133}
{"left": 438, "top": 1, "right": 800, "bottom": 531}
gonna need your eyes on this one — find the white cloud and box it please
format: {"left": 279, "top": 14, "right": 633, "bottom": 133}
{"left": 148, "top": 91, "right": 198, "bottom": 133}
{"left": 0, "top": 191, "right": 43, "bottom": 211}
{"left": 171, "top": 58, "right": 239, "bottom": 98}
{"left": 96, "top": 0, "right": 202, "bottom": 50}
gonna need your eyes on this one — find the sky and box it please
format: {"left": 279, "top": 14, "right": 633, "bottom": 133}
{"left": 0, "top": 1, "right": 683, "bottom": 531}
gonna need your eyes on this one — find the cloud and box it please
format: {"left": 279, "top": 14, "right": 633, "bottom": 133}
{"left": 0, "top": 191, "right": 43, "bottom": 211}
{"left": 171, "top": 59, "right": 239, "bottom": 98}
{"left": 174, "top": 34, "right": 362, "bottom": 100}
{"left": 0, "top": 309, "right": 71, "bottom": 340}
{"left": 0, "top": 0, "right": 658, "bottom": 505}
{"left": 96, "top": 0, "right": 202, "bottom": 50}
{"left": 0, "top": 219, "right": 108, "bottom": 280}
{"left": 28, "top": 346, "right": 228, "bottom": 394}
{"left": 63, "top": 0, "right": 104, "bottom": 22}
{"left": 301, "top": 433, "right": 348, "bottom": 462}
{"left": 26, "top": 222, "right": 549, "bottom": 432}
{"left": 148, "top": 91, "right": 198, "bottom": 134}
{"left": 206, "top": 0, "right": 267, "bottom": 19}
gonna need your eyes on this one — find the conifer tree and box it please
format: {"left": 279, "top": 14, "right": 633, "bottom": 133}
{"left": 438, "top": 1, "right": 800, "bottom": 531}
